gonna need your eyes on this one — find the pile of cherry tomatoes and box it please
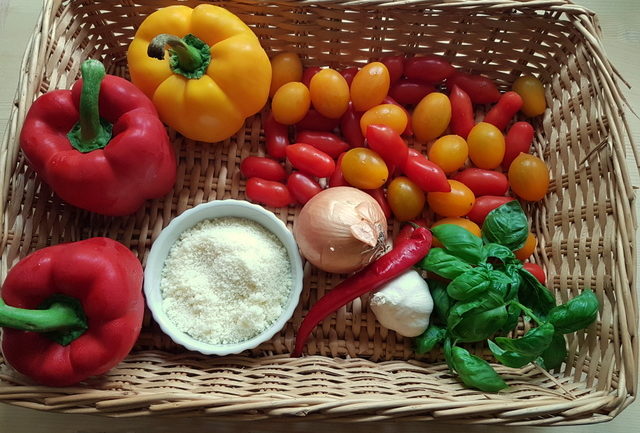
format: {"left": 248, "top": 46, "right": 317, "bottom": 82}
{"left": 241, "top": 52, "right": 550, "bottom": 280}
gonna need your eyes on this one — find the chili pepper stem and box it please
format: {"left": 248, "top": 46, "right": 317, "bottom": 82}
{"left": 67, "top": 59, "right": 113, "bottom": 153}
{"left": 147, "top": 34, "right": 211, "bottom": 79}
{"left": 0, "top": 298, "right": 86, "bottom": 333}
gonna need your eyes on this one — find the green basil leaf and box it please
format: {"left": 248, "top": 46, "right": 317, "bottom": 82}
{"left": 443, "top": 336, "right": 454, "bottom": 371}
{"left": 449, "top": 302, "right": 508, "bottom": 343}
{"left": 446, "top": 266, "right": 491, "bottom": 301}
{"left": 504, "top": 264, "right": 523, "bottom": 301}
{"left": 447, "top": 299, "right": 483, "bottom": 332}
{"left": 518, "top": 267, "right": 556, "bottom": 318}
{"left": 431, "top": 224, "right": 484, "bottom": 264}
{"left": 415, "top": 324, "right": 447, "bottom": 354}
{"left": 429, "top": 279, "right": 452, "bottom": 323}
{"left": 547, "top": 289, "right": 599, "bottom": 334}
{"left": 537, "top": 333, "right": 567, "bottom": 370}
{"left": 488, "top": 339, "right": 535, "bottom": 368}
{"left": 495, "top": 322, "right": 555, "bottom": 356}
{"left": 450, "top": 346, "right": 508, "bottom": 392}
{"left": 483, "top": 243, "right": 517, "bottom": 264}
{"left": 482, "top": 201, "right": 529, "bottom": 250}
{"left": 501, "top": 302, "right": 522, "bottom": 333}
{"left": 420, "top": 248, "right": 473, "bottom": 280}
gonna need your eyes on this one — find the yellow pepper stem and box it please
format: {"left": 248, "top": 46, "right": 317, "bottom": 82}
{"left": 147, "top": 34, "right": 211, "bottom": 79}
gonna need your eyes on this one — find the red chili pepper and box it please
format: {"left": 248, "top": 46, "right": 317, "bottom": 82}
{"left": 292, "top": 226, "right": 432, "bottom": 356}
{"left": 240, "top": 156, "right": 287, "bottom": 181}
{"left": 502, "top": 121, "right": 534, "bottom": 170}
{"left": 264, "top": 112, "right": 290, "bottom": 160}
{"left": 340, "top": 67, "right": 359, "bottom": 87}
{"left": 483, "top": 91, "right": 523, "bottom": 130}
{"left": 389, "top": 79, "right": 436, "bottom": 106}
{"left": 447, "top": 71, "right": 500, "bottom": 104}
{"left": 404, "top": 56, "right": 455, "bottom": 84}
{"left": 19, "top": 59, "right": 176, "bottom": 216}
{"left": 402, "top": 149, "right": 450, "bottom": 193}
{"left": 287, "top": 172, "right": 322, "bottom": 204}
{"left": 328, "top": 152, "right": 350, "bottom": 188}
{"left": 296, "top": 108, "right": 340, "bottom": 132}
{"left": 302, "top": 66, "right": 322, "bottom": 88}
{"left": 449, "top": 84, "right": 475, "bottom": 139}
{"left": 365, "top": 124, "right": 408, "bottom": 176}
{"left": 380, "top": 55, "right": 405, "bottom": 84}
{"left": 296, "top": 130, "right": 349, "bottom": 159}
{"left": 246, "top": 177, "right": 294, "bottom": 207}
{"left": 382, "top": 96, "right": 413, "bottom": 136}
{"left": 340, "top": 102, "right": 365, "bottom": 148}
{"left": 0, "top": 238, "right": 144, "bottom": 386}
{"left": 365, "top": 188, "right": 392, "bottom": 219}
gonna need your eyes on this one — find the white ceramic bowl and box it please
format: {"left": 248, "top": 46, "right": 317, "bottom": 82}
{"left": 144, "top": 200, "right": 304, "bottom": 356}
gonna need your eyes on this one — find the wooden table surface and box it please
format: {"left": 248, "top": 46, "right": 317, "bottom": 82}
{"left": 0, "top": 0, "right": 638, "bottom": 431}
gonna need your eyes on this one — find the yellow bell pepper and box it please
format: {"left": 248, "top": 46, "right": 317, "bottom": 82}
{"left": 127, "top": 4, "right": 271, "bottom": 143}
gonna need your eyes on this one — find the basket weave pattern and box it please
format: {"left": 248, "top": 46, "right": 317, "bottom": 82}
{"left": 0, "top": 0, "right": 637, "bottom": 424}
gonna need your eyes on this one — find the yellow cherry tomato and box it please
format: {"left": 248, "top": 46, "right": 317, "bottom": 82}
{"left": 350, "top": 62, "right": 390, "bottom": 112}
{"left": 508, "top": 153, "right": 549, "bottom": 201}
{"left": 467, "top": 122, "right": 505, "bottom": 169}
{"left": 427, "top": 180, "right": 475, "bottom": 218}
{"left": 341, "top": 148, "right": 389, "bottom": 189}
{"left": 309, "top": 68, "right": 350, "bottom": 119}
{"left": 515, "top": 232, "right": 538, "bottom": 260}
{"left": 512, "top": 75, "right": 547, "bottom": 117}
{"left": 428, "top": 134, "right": 469, "bottom": 173}
{"left": 360, "top": 104, "right": 408, "bottom": 136}
{"left": 431, "top": 217, "right": 481, "bottom": 248}
{"left": 387, "top": 176, "right": 425, "bottom": 221}
{"left": 412, "top": 92, "right": 451, "bottom": 143}
{"left": 271, "top": 82, "right": 310, "bottom": 125}
{"left": 269, "top": 52, "right": 303, "bottom": 97}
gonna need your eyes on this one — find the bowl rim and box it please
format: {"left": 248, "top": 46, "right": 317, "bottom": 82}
{"left": 143, "top": 199, "right": 304, "bottom": 356}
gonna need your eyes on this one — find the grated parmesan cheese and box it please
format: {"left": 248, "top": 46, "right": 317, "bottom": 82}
{"left": 159, "top": 217, "right": 292, "bottom": 345}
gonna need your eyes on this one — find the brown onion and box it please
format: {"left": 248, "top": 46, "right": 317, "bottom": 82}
{"left": 293, "top": 186, "right": 387, "bottom": 273}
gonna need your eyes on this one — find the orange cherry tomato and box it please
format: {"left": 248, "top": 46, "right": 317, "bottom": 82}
{"left": 466, "top": 122, "right": 505, "bottom": 169}
{"left": 508, "top": 153, "right": 549, "bottom": 201}
{"left": 359, "top": 104, "right": 408, "bottom": 136}
{"left": 427, "top": 179, "right": 475, "bottom": 218}
{"left": 387, "top": 176, "right": 425, "bottom": 221}
{"left": 515, "top": 232, "right": 537, "bottom": 260}
{"left": 341, "top": 148, "right": 389, "bottom": 189}
{"left": 271, "top": 82, "right": 310, "bottom": 125}
{"left": 269, "top": 52, "right": 303, "bottom": 97}
{"left": 428, "top": 134, "right": 469, "bottom": 173}
{"left": 412, "top": 92, "right": 451, "bottom": 143}
{"left": 512, "top": 75, "right": 547, "bottom": 117}
{"left": 431, "top": 217, "right": 481, "bottom": 247}
{"left": 309, "top": 68, "right": 350, "bottom": 119}
{"left": 350, "top": 62, "right": 391, "bottom": 112}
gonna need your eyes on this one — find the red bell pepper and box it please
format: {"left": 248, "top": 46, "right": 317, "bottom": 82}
{"left": 19, "top": 59, "right": 176, "bottom": 216}
{"left": 0, "top": 238, "right": 144, "bottom": 386}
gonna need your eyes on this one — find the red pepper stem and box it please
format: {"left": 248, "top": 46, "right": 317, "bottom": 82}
{"left": 0, "top": 298, "right": 85, "bottom": 333}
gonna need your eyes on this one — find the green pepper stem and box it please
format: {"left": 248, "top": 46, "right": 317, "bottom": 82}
{"left": 148, "top": 33, "right": 203, "bottom": 72}
{"left": 0, "top": 298, "right": 85, "bottom": 333}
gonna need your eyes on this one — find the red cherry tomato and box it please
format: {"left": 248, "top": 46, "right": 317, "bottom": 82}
{"left": 240, "top": 156, "right": 287, "bottom": 182}
{"left": 502, "top": 121, "right": 534, "bottom": 170}
{"left": 340, "top": 102, "right": 365, "bottom": 148}
{"left": 296, "top": 108, "right": 340, "bottom": 131}
{"left": 452, "top": 168, "right": 509, "bottom": 197}
{"left": 402, "top": 149, "right": 450, "bottom": 193}
{"left": 404, "top": 56, "right": 455, "bottom": 84}
{"left": 286, "top": 143, "right": 336, "bottom": 178}
{"left": 329, "top": 152, "right": 350, "bottom": 188}
{"left": 264, "top": 112, "right": 290, "bottom": 160}
{"left": 287, "top": 172, "right": 322, "bottom": 204}
{"left": 302, "top": 66, "right": 322, "bottom": 88}
{"left": 523, "top": 262, "right": 546, "bottom": 285}
{"left": 340, "top": 67, "right": 359, "bottom": 86}
{"left": 296, "top": 130, "right": 349, "bottom": 159}
{"left": 447, "top": 72, "right": 500, "bottom": 104}
{"left": 389, "top": 79, "right": 436, "bottom": 106}
{"left": 466, "top": 195, "right": 516, "bottom": 225}
{"left": 365, "top": 187, "right": 391, "bottom": 219}
{"left": 483, "top": 91, "right": 523, "bottom": 131}
{"left": 388, "top": 176, "right": 426, "bottom": 221}
{"left": 246, "top": 178, "right": 293, "bottom": 208}
{"left": 365, "top": 124, "right": 409, "bottom": 176}
{"left": 449, "top": 84, "right": 475, "bottom": 139}
{"left": 380, "top": 55, "right": 405, "bottom": 84}
{"left": 394, "top": 218, "right": 428, "bottom": 246}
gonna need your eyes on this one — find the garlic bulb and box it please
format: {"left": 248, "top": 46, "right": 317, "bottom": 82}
{"left": 370, "top": 270, "right": 433, "bottom": 337}
{"left": 293, "top": 187, "right": 387, "bottom": 274}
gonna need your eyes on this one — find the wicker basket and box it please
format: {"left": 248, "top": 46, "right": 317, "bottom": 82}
{"left": 0, "top": 0, "right": 637, "bottom": 424}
